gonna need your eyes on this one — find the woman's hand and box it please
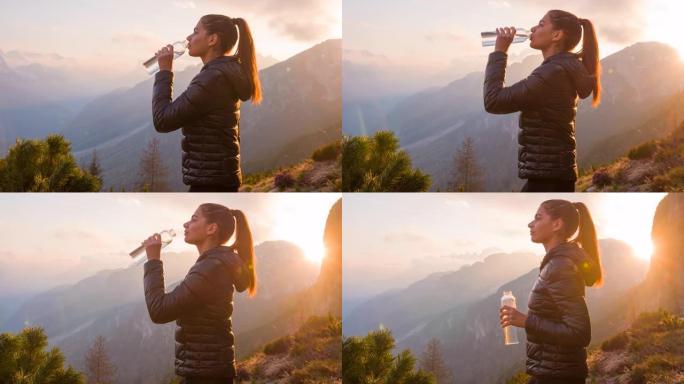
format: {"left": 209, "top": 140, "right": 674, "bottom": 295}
{"left": 495, "top": 26, "right": 516, "bottom": 53}
{"left": 500, "top": 305, "right": 527, "bottom": 328}
{"left": 155, "top": 44, "right": 174, "bottom": 72}
{"left": 142, "top": 233, "right": 162, "bottom": 261}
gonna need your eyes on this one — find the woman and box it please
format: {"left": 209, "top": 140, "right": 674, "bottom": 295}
{"left": 483, "top": 10, "right": 601, "bottom": 192}
{"left": 152, "top": 15, "right": 262, "bottom": 192}
{"left": 500, "top": 200, "right": 602, "bottom": 384}
{"left": 142, "top": 203, "right": 257, "bottom": 384}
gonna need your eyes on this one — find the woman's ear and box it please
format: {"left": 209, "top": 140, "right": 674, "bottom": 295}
{"left": 206, "top": 222, "right": 219, "bottom": 237}
{"left": 551, "top": 217, "right": 564, "bottom": 234}
{"left": 208, "top": 33, "right": 218, "bottom": 48}
{"left": 551, "top": 29, "right": 564, "bottom": 44}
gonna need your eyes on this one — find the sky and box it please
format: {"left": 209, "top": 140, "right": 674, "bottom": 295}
{"left": 0, "top": 193, "right": 340, "bottom": 296}
{"left": 0, "top": 0, "right": 341, "bottom": 82}
{"left": 343, "top": 193, "right": 666, "bottom": 300}
{"left": 343, "top": 0, "right": 683, "bottom": 94}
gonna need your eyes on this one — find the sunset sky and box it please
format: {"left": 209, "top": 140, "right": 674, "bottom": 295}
{"left": 0, "top": 0, "right": 341, "bottom": 81}
{"left": 344, "top": 0, "right": 682, "bottom": 91}
{"left": 0, "top": 193, "right": 340, "bottom": 295}
{"left": 343, "top": 193, "right": 665, "bottom": 299}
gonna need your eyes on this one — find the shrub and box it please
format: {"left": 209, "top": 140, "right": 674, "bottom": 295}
{"left": 274, "top": 171, "right": 295, "bottom": 190}
{"left": 592, "top": 169, "right": 613, "bottom": 188}
{"left": 263, "top": 336, "right": 293, "bottom": 355}
{"left": 312, "top": 141, "right": 342, "bottom": 162}
{"left": 628, "top": 141, "right": 657, "bottom": 160}
{"left": 601, "top": 332, "right": 630, "bottom": 351}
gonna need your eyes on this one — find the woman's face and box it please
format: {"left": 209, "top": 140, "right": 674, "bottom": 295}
{"left": 186, "top": 21, "right": 216, "bottom": 57}
{"left": 183, "top": 208, "right": 213, "bottom": 244}
{"left": 529, "top": 13, "right": 562, "bottom": 50}
{"left": 528, "top": 205, "right": 562, "bottom": 244}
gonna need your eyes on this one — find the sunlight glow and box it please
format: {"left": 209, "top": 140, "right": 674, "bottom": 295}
{"left": 596, "top": 194, "right": 666, "bottom": 261}
{"left": 644, "top": 1, "right": 684, "bottom": 60}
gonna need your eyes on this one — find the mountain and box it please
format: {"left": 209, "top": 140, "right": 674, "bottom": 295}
{"left": 234, "top": 199, "right": 342, "bottom": 355}
{"left": 636, "top": 193, "right": 684, "bottom": 315}
{"left": 352, "top": 42, "right": 684, "bottom": 191}
{"left": 343, "top": 251, "right": 540, "bottom": 338}
{"left": 3, "top": 241, "right": 320, "bottom": 384}
{"left": 60, "top": 39, "right": 341, "bottom": 191}
{"left": 577, "top": 120, "right": 684, "bottom": 192}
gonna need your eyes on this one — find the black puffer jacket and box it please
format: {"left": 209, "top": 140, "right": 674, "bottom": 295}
{"left": 484, "top": 51, "right": 595, "bottom": 181}
{"left": 525, "top": 242, "right": 599, "bottom": 380}
{"left": 144, "top": 246, "right": 250, "bottom": 379}
{"left": 152, "top": 56, "right": 252, "bottom": 188}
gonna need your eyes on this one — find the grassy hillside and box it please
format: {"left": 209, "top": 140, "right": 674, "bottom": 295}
{"left": 241, "top": 140, "right": 341, "bottom": 192}
{"left": 589, "top": 310, "right": 684, "bottom": 384}
{"left": 578, "top": 122, "right": 684, "bottom": 192}
{"left": 236, "top": 316, "right": 342, "bottom": 384}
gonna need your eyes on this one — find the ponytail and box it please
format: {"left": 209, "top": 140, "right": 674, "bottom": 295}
{"left": 199, "top": 203, "right": 257, "bottom": 296}
{"left": 548, "top": 10, "right": 602, "bottom": 108}
{"left": 571, "top": 202, "right": 603, "bottom": 286}
{"left": 233, "top": 18, "right": 262, "bottom": 105}
{"left": 199, "top": 15, "right": 262, "bottom": 104}
{"left": 541, "top": 199, "right": 603, "bottom": 286}
{"left": 578, "top": 19, "right": 601, "bottom": 107}
{"left": 230, "top": 209, "right": 257, "bottom": 296}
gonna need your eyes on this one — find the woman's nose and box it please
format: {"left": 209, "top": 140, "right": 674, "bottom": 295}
{"left": 183, "top": 222, "right": 189, "bottom": 229}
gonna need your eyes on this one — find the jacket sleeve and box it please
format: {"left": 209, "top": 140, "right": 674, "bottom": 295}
{"left": 151, "top": 69, "right": 219, "bottom": 133}
{"left": 524, "top": 257, "right": 591, "bottom": 347}
{"left": 483, "top": 51, "right": 556, "bottom": 114}
{"left": 143, "top": 259, "right": 208, "bottom": 324}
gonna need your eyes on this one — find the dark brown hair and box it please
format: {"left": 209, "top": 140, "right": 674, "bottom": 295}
{"left": 200, "top": 14, "right": 262, "bottom": 104}
{"left": 199, "top": 203, "right": 257, "bottom": 295}
{"left": 541, "top": 199, "right": 603, "bottom": 286}
{"left": 548, "top": 10, "right": 602, "bottom": 107}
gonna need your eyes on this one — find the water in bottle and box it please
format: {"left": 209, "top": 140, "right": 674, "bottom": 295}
{"left": 481, "top": 28, "right": 531, "bottom": 47}
{"left": 142, "top": 41, "right": 188, "bottom": 75}
{"left": 129, "top": 229, "right": 177, "bottom": 264}
{"left": 501, "top": 290, "right": 520, "bottom": 345}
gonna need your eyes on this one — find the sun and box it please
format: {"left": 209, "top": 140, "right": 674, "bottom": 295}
{"left": 597, "top": 194, "right": 665, "bottom": 261}
{"left": 644, "top": 1, "right": 684, "bottom": 60}
{"left": 269, "top": 198, "right": 333, "bottom": 264}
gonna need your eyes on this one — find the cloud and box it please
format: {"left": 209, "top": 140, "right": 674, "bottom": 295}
{"left": 424, "top": 32, "right": 468, "bottom": 44}
{"left": 203, "top": 0, "right": 339, "bottom": 42}
{"left": 383, "top": 232, "right": 431, "bottom": 244}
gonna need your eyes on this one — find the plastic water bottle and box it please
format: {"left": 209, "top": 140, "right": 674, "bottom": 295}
{"left": 481, "top": 28, "right": 531, "bottom": 47}
{"left": 142, "top": 41, "right": 188, "bottom": 75}
{"left": 501, "top": 290, "right": 520, "bottom": 345}
{"left": 129, "top": 229, "right": 177, "bottom": 263}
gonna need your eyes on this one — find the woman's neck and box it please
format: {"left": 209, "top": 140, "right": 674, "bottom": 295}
{"left": 541, "top": 45, "right": 564, "bottom": 60}
{"left": 542, "top": 237, "right": 566, "bottom": 253}
{"left": 201, "top": 51, "right": 223, "bottom": 65}
{"left": 196, "top": 241, "right": 221, "bottom": 255}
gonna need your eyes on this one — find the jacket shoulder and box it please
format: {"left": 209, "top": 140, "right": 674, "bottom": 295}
{"left": 540, "top": 256, "right": 578, "bottom": 281}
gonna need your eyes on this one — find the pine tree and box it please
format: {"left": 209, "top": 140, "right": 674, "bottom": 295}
{"left": 0, "top": 327, "right": 84, "bottom": 383}
{"left": 448, "top": 136, "right": 484, "bottom": 192}
{"left": 88, "top": 149, "right": 103, "bottom": 190}
{"left": 137, "top": 137, "right": 170, "bottom": 192}
{"left": 341, "top": 131, "right": 431, "bottom": 192}
{"left": 420, "top": 338, "right": 454, "bottom": 384}
{"left": 84, "top": 336, "right": 117, "bottom": 384}
{"left": 0, "top": 135, "right": 101, "bottom": 192}
{"left": 342, "top": 328, "right": 435, "bottom": 384}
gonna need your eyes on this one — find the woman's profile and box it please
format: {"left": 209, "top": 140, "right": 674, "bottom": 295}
{"left": 484, "top": 10, "right": 601, "bottom": 192}
{"left": 142, "top": 203, "right": 256, "bottom": 384}
{"left": 152, "top": 15, "right": 262, "bottom": 192}
{"left": 500, "top": 199, "right": 602, "bottom": 384}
